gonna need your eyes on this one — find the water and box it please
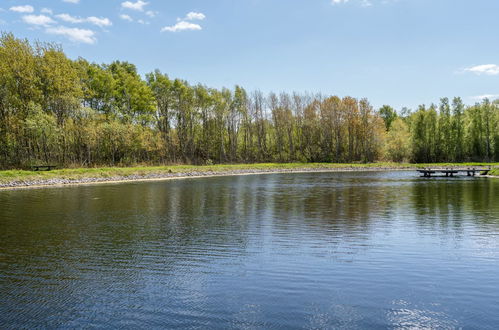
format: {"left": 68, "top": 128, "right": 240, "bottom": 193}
{"left": 1, "top": 171, "right": 499, "bottom": 329}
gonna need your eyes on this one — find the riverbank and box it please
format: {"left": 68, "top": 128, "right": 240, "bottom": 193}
{"left": 490, "top": 168, "right": 499, "bottom": 177}
{"left": 1, "top": 163, "right": 498, "bottom": 190}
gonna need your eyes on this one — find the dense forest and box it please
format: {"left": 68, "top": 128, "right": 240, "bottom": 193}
{"left": 1, "top": 32, "right": 498, "bottom": 169}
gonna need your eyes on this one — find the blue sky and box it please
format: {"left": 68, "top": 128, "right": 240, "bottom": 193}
{"left": 1, "top": 0, "right": 498, "bottom": 110}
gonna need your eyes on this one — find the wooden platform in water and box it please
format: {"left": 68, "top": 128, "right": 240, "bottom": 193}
{"left": 418, "top": 167, "right": 491, "bottom": 177}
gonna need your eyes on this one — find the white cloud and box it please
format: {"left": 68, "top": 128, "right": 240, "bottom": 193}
{"left": 145, "top": 10, "right": 157, "bottom": 18}
{"left": 471, "top": 94, "right": 499, "bottom": 101}
{"left": 10, "top": 5, "right": 35, "bottom": 13}
{"left": 185, "top": 12, "right": 205, "bottom": 21}
{"left": 56, "top": 13, "right": 112, "bottom": 27}
{"left": 62, "top": 0, "right": 80, "bottom": 3}
{"left": 121, "top": 0, "right": 148, "bottom": 11}
{"left": 464, "top": 64, "right": 499, "bottom": 76}
{"left": 46, "top": 26, "right": 96, "bottom": 44}
{"left": 22, "top": 14, "right": 55, "bottom": 27}
{"left": 120, "top": 14, "right": 133, "bottom": 22}
{"left": 41, "top": 8, "right": 53, "bottom": 14}
{"left": 86, "top": 16, "right": 112, "bottom": 27}
{"left": 332, "top": 0, "right": 349, "bottom": 4}
{"left": 56, "top": 13, "right": 83, "bottom": 23}
{"left": 161, "top": 21, "right": 201, "bottom": 32}
{"left": 164, "top": 11, "right": 206, "bottom": 32}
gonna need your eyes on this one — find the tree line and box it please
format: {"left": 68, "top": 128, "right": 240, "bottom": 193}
{"left": 0, "top": 32, "right": 498, "bottom": 169}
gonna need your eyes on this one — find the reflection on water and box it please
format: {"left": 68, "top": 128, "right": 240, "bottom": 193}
{"left": 1, "top": 172, "right": 499, "bottom": 328}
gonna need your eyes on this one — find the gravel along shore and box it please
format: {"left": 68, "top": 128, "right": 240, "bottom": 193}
{"left": 0, "top": 167, "right": 413, "bottom": 190}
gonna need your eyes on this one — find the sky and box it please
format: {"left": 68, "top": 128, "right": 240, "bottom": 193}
{"left": 0, "top": 0, "right": 498, "bottom": 110}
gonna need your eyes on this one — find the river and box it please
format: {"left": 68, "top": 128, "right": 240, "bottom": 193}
{"left": 1, "top": 171, "right": 498, "bottom": 328}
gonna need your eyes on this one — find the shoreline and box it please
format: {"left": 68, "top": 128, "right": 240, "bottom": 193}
{"left": 0, "top": 166, "right": 413, "bottom": 191}
{"left": 1, "top": 164, "right": 497, "bottom": 191}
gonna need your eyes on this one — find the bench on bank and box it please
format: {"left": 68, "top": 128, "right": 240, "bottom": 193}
{"left": 31, "top": 165, "right": 57, "bottom": 171}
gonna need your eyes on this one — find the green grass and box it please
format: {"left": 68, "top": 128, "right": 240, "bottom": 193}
{"left": 490, "top": 168, "right": 499, "bottom": 176}
{"left": 1, "top": 162, "right": 499, "bottom": 185}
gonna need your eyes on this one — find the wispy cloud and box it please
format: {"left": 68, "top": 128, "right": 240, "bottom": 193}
{"left": 41, "top": 8, "right": 53, "bottom": 15}
{"left": 332, "top": 0, "right": 396, "bottom": 6}
{"left": 22, "top": 14, "right": 55, "bottom": 27}
{"left": 464, "top": 64, "right": 499, "bottom": 76}
{"left": 86, "top": 16, "right": 112, "bottom": 27}
{"left": 185, "top": 12, "right": 205, "bottom": 21}
{"left": 56, "top": 13, "right": 112, "bottom": 27}
{"left": 121, "top": 0, "right": 148, "bottom": 12}
{"left": 161, "top": 21, "right": 202, "bottom": 33}
{"left": 120, "top": 14, "right": 133, "bottom": 22}
{"left": 62, "top": 0, "right": 80, "bottom": 3}
{"left": 56, "top": 13, "right": 84, "bottom": 23}
{"left": 471, "top": 94, "right": 499, "bottom": 101}
{"left": 46, "top": 26, "right": 96, "bottom": 44}
{"left": 10, "top": 5, "right": 34, "bottom": 13}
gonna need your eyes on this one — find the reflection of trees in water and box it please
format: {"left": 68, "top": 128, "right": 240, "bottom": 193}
{"left": 411, "top": 178, "right": 499, "bottom": 233}
{"left": 2, "top": 174, "right": 499, "bottom": 327}
{"left": 3, "top": 175, "right": 498, "bottom": 265}
{"left": 0, "top": 174, "right": 423, "bottom": 267}
{"left": 266, "top": 175, "right": 400, "bottom": 238}
{"left": 0, "top": 179, "right": 262, "bottom": 328}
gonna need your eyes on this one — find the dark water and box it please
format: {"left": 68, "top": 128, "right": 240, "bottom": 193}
{"left": 1, "top": 172, "right": 499, "bottom": 329}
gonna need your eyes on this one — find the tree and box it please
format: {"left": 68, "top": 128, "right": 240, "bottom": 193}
{"left": 379, "top": 105, "right": 398, "bottom": 131}
{"left": 2, "top": 31, "right": 499, "bottom": 168}
{"left": 467, "top": 104, "right": 484, "bottom": 160}
{"left": 0, "top": 33, "right": 40, "bottom": 166}
{"left": 438, "top": 98, "right": 452, "bottom": 161}
{"left": 36, "top": 45, "right": 82, "bottom": 127}
{"left": 106, "top": 61, "right": 155, "bottom": 124}
{"left": 386, "top": 118, "right": 411, "bottom": 162}
{"left": 146, "top": 70, "right": 174, "bottom": 160}
{"left": 451, "top": 97, "right": 465, "bottom": 161}
{"left": 77, "top": 59, "right": 115, "bottom": 118}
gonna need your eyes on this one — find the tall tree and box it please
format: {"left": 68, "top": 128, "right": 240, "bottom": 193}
{"left": 451, "top": 97, "right": 465, "bottom": 161}
{"left": 379, "top": 105, "right": 398, "bottom": 131}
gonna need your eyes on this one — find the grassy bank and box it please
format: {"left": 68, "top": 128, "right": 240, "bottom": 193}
{"left": 1, "top": 162, "right": 498, "bottom": 186}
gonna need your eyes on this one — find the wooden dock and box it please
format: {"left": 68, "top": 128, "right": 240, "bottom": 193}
{"left": 418, "top": 167, "right": 491, "bottom": 177}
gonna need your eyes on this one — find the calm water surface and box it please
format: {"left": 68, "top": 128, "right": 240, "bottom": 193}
{"left": 1, "top": 172, "right": 499, "bottom": 329}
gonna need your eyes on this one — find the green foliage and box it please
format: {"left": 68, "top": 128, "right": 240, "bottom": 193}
{"left": 106, "top": 61, "right": 155, "bottom": 124}
{"left": 24, "top": 104, "right": 60, "bottom": 164}
{"left": 406, "top": 99, "right": 499, "bottom": 163}
{"left": 379, "top": 105, "right": 398, "bottom": 130}
{"left": 0, "top": 32, "right": 498, "bottom": 169}
{"left": 36, "top": 45, "right": 82, "bottom": 124}
{"left": 385, "top": 118, "right": 411, "bottom": 162}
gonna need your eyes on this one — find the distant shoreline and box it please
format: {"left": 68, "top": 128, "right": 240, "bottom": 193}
{"left": 1, "top": 163, "right": 498, "bottom": 190}
{"left": 0, "top": 166, "right": 412, "bottom": 190}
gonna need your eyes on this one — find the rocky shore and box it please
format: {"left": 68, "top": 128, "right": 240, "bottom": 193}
{"left": 0, "top": 166, "right": 412, "bottom": 190}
